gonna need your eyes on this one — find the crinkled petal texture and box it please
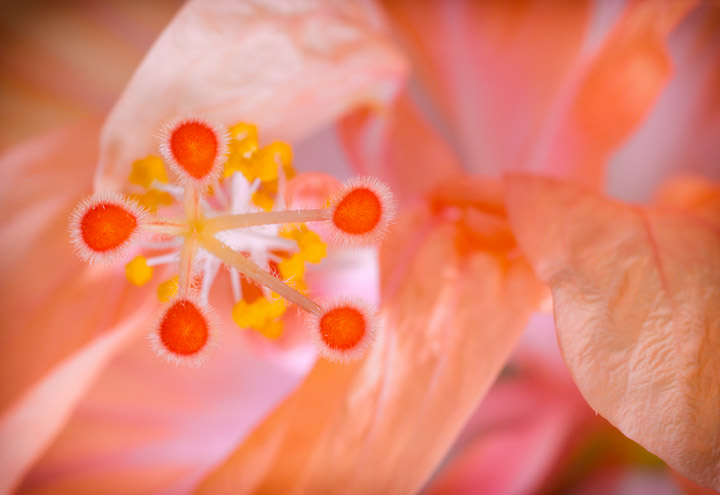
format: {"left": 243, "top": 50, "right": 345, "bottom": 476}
{"left": 505, "top": 174, "right": 720, "bottom": 490}
{"left": 196, "top": 188, "right": 545, "bottom": 494}
{"left": 96, "top": 0, "right": 407, "bottom": 190}
{"left": 0, "top": 122, "right": 157, "bottom": 494}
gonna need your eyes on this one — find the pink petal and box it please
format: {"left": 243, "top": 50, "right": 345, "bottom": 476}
{"left": 378, "top": 0, "right": 590, "bottom": 177}
{"left": 337, "top": 92, "right": 463, "bottom": 202}
{"left": 531, "top": 1, "right": 695, "bottom": 187}
{"left": 505, "top": 174, "right": 720, "bottom": 490}
{"left": 19, "top": 312, "right": 315, "bottom": 495}
{"left": 607, "top": 5, "right": 720, "bottom": 201}
{"left": 96, "top": 0, "right": 407, "bottom": 191}
{"left": 196, "top": 185, "right": 545, "bottom": 494}
{"left": 425, "top": 314, "right": 594, "bottom": 495}
{"left": 0, "top": 122, "right": 157, "bottom": 493}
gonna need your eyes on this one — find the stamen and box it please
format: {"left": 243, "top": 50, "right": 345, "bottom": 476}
{"left": 149, "top": 297, "right": 217, "bottom": 366}
{"left": 70, "top": 117, "right": 393, "bottom": 366}
{"left": 144, "top": 218, "right": 187, "bottom": 237}
{"left": 177, "top": 238, "right": 199, "bottom": 296}
{"left": 159, "top": 115, "right": 229, "bottom": 187}
{"left": 145, "top": 252, "right": 180, "bottom": 267}
{"left": 199, "top": 234, "right": 321, "bottom": 315}
{"left": 308, "top": 297, "right": 376, "bottom": 362}
{"left": 69, "top": 193, "right": 147, "bottom": 264}
{"left": 229, "top": 268, "right": 242, "bottom": 301}
{"left": 326, "top": 177, "right": 395, "bottom": 247}
{"left": 204, "top": 208, "right": 327, "bottom": 235}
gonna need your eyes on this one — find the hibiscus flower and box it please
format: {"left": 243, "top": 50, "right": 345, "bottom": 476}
{"left": 1, "top": 0, "right": 718, "bottom": 494}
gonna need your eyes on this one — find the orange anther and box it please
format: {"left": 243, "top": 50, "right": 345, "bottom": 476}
{"left": 81, "top": 203, "right": 138, "bottom": 252}
{"left": 152, "top": 298, "right": 217, "bottom": 366}
{"left": 333, "top": 188, "right": 382, "bottom": 235}
{"left": 69, "top": 193, "right": 146, "bottom": 263}
{"left": 160, "top": 116, "right": 228, "bottom": 186}
{"left": 310, "top": 298, "right": 376, "bottom": 362}
{"left": 327, "top": 177, "right": 395, "bottom": 247}
{"left": 170, "top": 122, "right": 218, "bottom": 179}
{"left": 159, "top": 299, "right": 209, "bottom": 355}
{"left": 320, "top": 305, "right": 366, "bottom": 350}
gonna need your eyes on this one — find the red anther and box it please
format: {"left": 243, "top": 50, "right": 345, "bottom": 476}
{"left": 309, "top": 298, "right": 376, "bottom": 362}
{"left": 159, "top": 116, "right": 229, "bottom": 187}
{"left": 69, "top": 193, "right": 147, "bottom": 264}
{"left": 149, "top": 297, "right": 217, "bottom": 366}
{"left": 327, "top": 177, "right": 395, "bottom": 247}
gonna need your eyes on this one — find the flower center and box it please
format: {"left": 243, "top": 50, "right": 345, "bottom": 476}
{"left": 69, "top": 116, "right": 394, "bottom": 365}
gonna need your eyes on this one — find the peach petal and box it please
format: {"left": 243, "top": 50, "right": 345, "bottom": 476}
{"left": 0, "top": 122, "right": 157, "bottom": 492}
{"left": 505, "top": 174, "right": 720, "bottom": 490}
{"left": 96, "top": 0, "right": 407, "bottom": 191}
{"left": 653, "top": 175, "right": 720, "bottom": 230}
{"left": 196, "top": 206, "right": 544, "bottom": 494}
{"left": 379, "top": 1, "right": 590, "bottom": 176}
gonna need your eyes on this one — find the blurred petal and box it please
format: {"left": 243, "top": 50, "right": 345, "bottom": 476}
{"left": 532, "top": 0, "right": 695, "bottom": 187}
{"left": 425, "top": 315, "right": 594, "bottom": 495}
{"left": 379, "top": 0, "right": 590, "bottom": 176}
{"left": 505, "top": 174, "right": 720, "bottom": 489}
{"left": 0, "top": 122, "right": 156, "bottom": 493}
{"left": 197, "top": 189, "right": 545, "bottom": 494}
{"left": 96, "top": 0, "right": 407, "bottom": 191}
{"left": 338, "top": 92, "right": 463, "bottom": 202}
{"left": 608, "top": 4, "right": 720, "bottom": 201}
{"left": 19, "top": 314, "right": 314, "bottom": 495}
{"left": 0, "top": 0, "right": 182, "bottom": 148}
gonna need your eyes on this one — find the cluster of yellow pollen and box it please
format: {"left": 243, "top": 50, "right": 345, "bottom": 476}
{"left": 69, "top": 115, "right": 395, "bottom": 366}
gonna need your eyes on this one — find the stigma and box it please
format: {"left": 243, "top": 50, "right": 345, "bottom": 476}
{"left": 69, "top": 116, "right": 394, "bottom": 365}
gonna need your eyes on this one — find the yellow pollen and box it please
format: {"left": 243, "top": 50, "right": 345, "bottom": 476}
{"left": 129, "top": 190, "right": 174, "bottom": 213}
{"left": 252, "top": 191, "right": 274, "bottom": 211}
{"left": 283, "top": 226, "right": 327, "bottom": 264}
{"left": 258, "top": 320, "right": 283, "bottom": 339}
{"left": 278, "top": 252, "right": 306, "bottom": 282}
{"left": 232, "top": 295, "right": 287, "bottom": 332}
{"left": 125, "top": 256, "right": 153, "bottom": 286}
{"left": 158, "top": 276, "right": 179, "bottom": 303}
{"left": 129, "top": 155, "right": 168, "bottom": 188}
